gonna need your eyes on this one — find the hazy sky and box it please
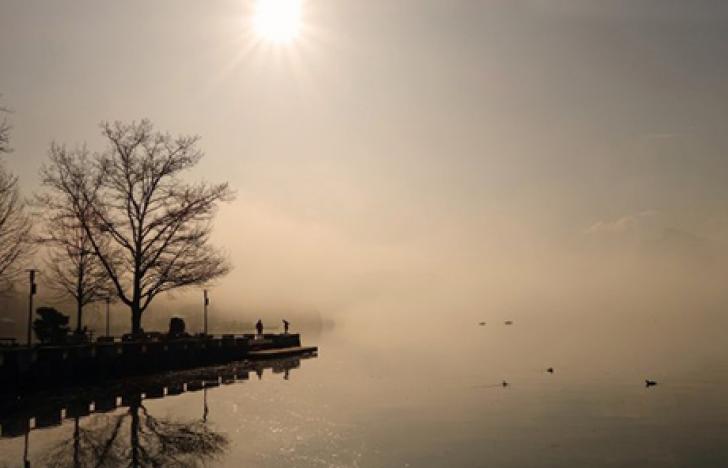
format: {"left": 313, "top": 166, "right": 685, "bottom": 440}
{"left": 2, "top": 1, "right": 728, "bottom": 330}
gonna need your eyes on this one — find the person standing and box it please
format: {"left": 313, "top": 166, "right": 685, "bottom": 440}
{"left": 255, "top": 319, "right": 263, "bottom": 336}
{"left": 282, "top": 319, "right": 290, "bottom": 334}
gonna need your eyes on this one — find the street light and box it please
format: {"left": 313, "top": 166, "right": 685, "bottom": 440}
{"left": 105, "top": 296, "right": 111, "bottom": 337}
{"left": 203, "top": 290, "right": 209, "bottom": 335}
{"left": 26, "top": 269, "right": 38, "bottom": 347}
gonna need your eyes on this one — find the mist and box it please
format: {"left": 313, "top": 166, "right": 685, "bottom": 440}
{"left": 2, "top": 0, "right": 728, "bottom": 342}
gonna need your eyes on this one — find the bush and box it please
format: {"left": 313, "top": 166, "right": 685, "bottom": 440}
{"left": 33, "top": 307, "right": 70, "bottom": 345}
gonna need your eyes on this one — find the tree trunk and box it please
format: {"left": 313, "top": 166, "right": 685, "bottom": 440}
{"left": 76, "top": 267, "right": 84, "bottom": 333}
{"left": 131, "top": 269, "right": 142, "bottom": 335}
{"left": 73, "top": 417, "right": 80, "bottom": 468}
{"left": 131, "top": 307, "right": 142, "bottom": 335}
{"left": 130, "top": 404, "right": 140, "bottom": 467}
{"left": 76, "top": 300, "right": 83, "bottom": 334}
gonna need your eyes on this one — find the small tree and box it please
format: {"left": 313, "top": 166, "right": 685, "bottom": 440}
{"left": 40, "top": 120, "right": 233, "bottom": 334}
{"left": 36, "top": 145, "right": 113, "bottom": 333}
{"left": 33, "top": 306, "right": 70, "bottom": 344}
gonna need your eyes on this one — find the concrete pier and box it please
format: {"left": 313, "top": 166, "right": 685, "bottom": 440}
{"left": 0, "top": 333, "right": 313, "bottom": 390}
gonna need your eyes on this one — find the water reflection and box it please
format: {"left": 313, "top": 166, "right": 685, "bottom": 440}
{"left": 41, "top": 399, "right": 227, "bottom": 468}
{"left": 0, "top": 353, "right": 315, "bottom": 467}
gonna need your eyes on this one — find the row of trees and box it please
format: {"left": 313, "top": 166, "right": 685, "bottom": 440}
{"left": 1, "top": 100, "right": 233, "bottom": 336}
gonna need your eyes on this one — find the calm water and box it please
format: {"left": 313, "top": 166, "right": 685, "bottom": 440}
{"left": 2, "top": 314, "right": 728, "bottom": 467}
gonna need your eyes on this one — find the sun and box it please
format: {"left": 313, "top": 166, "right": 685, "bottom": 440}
{"left": 253, "top": 0, "right": 302, "bottom": 44}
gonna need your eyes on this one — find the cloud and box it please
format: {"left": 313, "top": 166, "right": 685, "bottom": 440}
{"left": 584, "top": 210, "right": 658, "bottom": 235}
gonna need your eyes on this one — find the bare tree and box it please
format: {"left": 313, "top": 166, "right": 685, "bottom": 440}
{"left": 40, "top": 120, "right": 233, "bottom": 334}
{"left": 43, "top": 228, "right": 113, "bottom": 333}
{"left": 36, "top": 147, "right": 114, "bottom": 332}
{"left": 0, "top": 97, "right": 12, "bottom": 155}
{"left": 0, "top": 170, "right": 33, "bottom": 289}
{"left": 0, "top": 101, "right": 33, "bottom": 290}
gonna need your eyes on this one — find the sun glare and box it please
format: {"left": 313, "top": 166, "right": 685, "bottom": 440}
{"left": 253, "top": 0, "right": 302, "bottom": 43}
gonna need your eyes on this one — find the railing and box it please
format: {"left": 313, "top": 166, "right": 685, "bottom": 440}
{"left": 0, "top": 338, "right": 17, "bottom": 347}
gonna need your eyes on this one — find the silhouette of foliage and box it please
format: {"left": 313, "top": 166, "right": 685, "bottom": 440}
{"left": 33, "top": 306, "right": 70, "bottom": 344}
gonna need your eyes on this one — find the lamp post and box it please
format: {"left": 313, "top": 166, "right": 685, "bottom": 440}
{"left": 105, "top": 296, "right": 111, "bottom": 337}
{"left": 26, "top": 269, "right": 38, "bottom": 347}
{"left": 23, "top": 427, "right": 30, "bottom": 468}
{"left": 203, "top": 290, "right": 209, "bottom": 335}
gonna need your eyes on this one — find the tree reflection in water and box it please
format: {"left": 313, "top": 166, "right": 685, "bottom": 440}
{"left": 42, "top": 397, "right": 227, "bottom": 468}
{"left": 2, "top": 355, "right": 314, "bottom": 467}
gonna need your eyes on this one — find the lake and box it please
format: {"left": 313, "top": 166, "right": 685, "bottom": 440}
{"left": 2, "top": 313, "right": 728, "bottom": 467}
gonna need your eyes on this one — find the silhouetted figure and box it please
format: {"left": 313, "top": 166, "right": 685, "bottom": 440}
{"left": 255, "top": 319, "right": 263, "bottom": 336}
{"left": 547, "top": 367, "right": 554, "bottom": 373}
{"left": 203, "top": 388, "right": 209, "bottom": 422}
{"left": 645, "top": 379, "right": 657, "bottom": 387}
{"left": 283, "top": 319, "right": 290, "bottom": 334}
